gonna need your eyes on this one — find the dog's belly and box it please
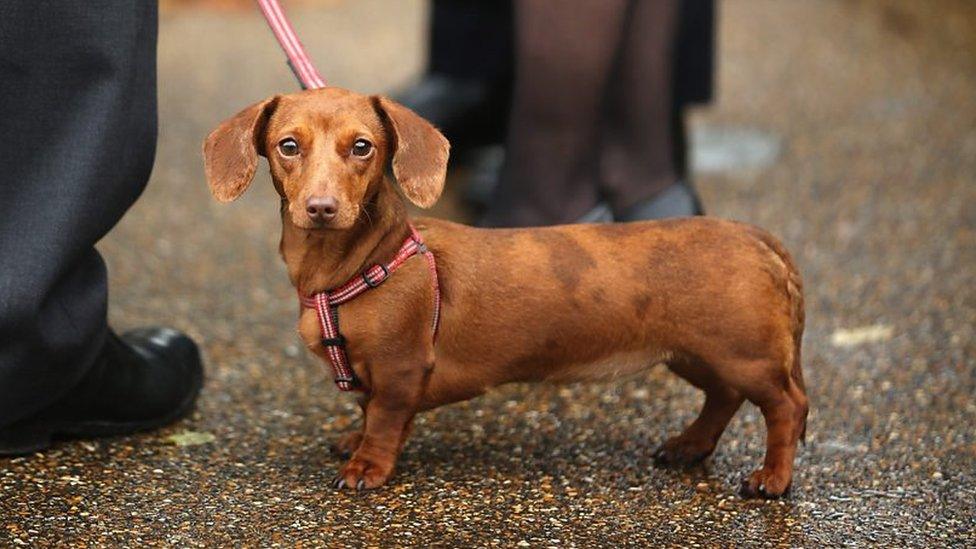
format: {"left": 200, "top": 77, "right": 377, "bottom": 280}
{"left": 540, "top": 349, "right": 673, "bottom": 384}
{"left": 420, "top": 348, "right": 673, "bottom": 410}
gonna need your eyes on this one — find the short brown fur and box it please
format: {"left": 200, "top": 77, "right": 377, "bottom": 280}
{"left": 203, "top": 88, "right": 809, "bottom": 498}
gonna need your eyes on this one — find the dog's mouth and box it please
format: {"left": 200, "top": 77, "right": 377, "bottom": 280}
{"left": 293, "top": 218, "right": 340, "bottom": 231}
{"left": 289, "top": 212, "right": 358, "bottom": 232}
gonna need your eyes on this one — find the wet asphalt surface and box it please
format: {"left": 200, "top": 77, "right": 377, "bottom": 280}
{"left": 2, "top": 0, "right": 974, "bottom": 546}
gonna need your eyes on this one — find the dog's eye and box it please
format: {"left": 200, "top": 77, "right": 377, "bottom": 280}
{"left": 351, "top": 138, "right": 373, "bottom": 158}
{"left": 278, "top": 138, "right": 300, "bottom": 157}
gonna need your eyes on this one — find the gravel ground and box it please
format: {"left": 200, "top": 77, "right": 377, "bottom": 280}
{"left": 2, "top": 0, "right": 974, "bottom": 546}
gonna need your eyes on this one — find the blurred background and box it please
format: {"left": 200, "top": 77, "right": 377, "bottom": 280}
{"left": 4, "top": 0, "right": 974, "bottom": 545}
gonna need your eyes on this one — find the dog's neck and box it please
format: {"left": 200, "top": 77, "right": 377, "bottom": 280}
{"left": 279, "top": 181, "right": 411, "bottom": 295}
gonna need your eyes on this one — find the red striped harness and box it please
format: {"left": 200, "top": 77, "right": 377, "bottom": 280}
{"left": 298, "top": 225, "right": 441, "bottom": 391}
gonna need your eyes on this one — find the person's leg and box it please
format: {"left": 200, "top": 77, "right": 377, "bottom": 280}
{"left": 0, "top": 1, "right": 200, "bottom": 446}
{"left": 481, "top": 0, "right": 629, "bottom": 227}
{"left": 0, "top": 1, "right": 156, "bottom": 426}
{"left": 599, "top": 0, "right": 701, "bottom": 219}
{"left": 397, "top": 0, "right": 513, "bottom": 150}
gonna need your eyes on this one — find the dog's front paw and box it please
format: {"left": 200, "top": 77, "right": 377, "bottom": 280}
{"left": 329, "top": 431, "right": 364, "bottom": 459}
{"left": 332, "top": 454, "right": 394, "bottom": 491}
{"left": 739, "top": 467, "right": 792, "bottom": 499}
{"left": 653, "top": 436, "right": 715, "bottom": 467}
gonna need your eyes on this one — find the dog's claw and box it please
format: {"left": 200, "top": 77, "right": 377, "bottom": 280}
{"left": 356, "top": 479, "right": 366, "bottom": 491}
{"left": 332, "top": 477, "right": 346, "bottom": 490}
{"left": 740, "top": 472, "right": 790, "bottom": 499}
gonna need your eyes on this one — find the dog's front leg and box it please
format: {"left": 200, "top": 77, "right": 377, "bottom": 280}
{"left": 330, "top": 396, "right": 367, "bottom": 459}
{"left": 332, "top": 362, "right": 429, "bottom": 490}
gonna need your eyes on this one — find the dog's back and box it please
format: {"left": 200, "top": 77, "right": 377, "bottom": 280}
{"left": 423, "top": 217, "right": 802, "bottom": 384}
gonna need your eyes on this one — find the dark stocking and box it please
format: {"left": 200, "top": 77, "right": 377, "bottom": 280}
{"left": 483, "top": 0, "right": 629, "bottom": 227}
{"left": 600, "top": 0, "right": 681, "bottom": 213}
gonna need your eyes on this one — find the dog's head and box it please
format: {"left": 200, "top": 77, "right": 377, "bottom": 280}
{"left": 203, "top": 87, "right": 449, "bottom": 230}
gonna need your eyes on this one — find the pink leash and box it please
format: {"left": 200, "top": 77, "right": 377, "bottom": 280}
{"left": 256, "top": 0, "right": 326, "bottom": 89}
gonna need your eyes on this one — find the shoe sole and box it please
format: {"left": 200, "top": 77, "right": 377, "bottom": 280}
{"left": 0, "top": 357, "right": 204, "bottom": 457}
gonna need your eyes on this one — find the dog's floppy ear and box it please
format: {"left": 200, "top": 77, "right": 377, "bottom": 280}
{"left": 373, "top": 96, "right": 450, "bottom": 208}
{"left": 203, "top": 96, "right": 279, "bottom": 202}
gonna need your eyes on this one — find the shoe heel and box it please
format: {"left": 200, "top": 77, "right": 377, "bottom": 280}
{"left": 0, "top": 424, "right": 53, "bottom": 456}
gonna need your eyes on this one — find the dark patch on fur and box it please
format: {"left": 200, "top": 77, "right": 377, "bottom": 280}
{"left": 632, "top": 292, "right": 653, "bottom": 320}
{"left": 881, "top": 5, "right": 917, "bottom": 40}
{"left": 591, "top": 287, "right": 607, "bottom": 304}
{"left": 530, "top": 230, "right": 597, "bottom": 292}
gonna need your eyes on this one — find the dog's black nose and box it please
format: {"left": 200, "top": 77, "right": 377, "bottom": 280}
{"left": 306, "top": 196, "right": 338, "bottom": 222}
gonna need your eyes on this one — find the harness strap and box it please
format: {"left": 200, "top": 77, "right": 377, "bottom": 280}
{"left": 299, "top": 225, "right": 441, "bottom": 391}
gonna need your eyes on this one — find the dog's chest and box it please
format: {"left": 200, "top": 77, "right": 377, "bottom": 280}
{"left": 297, "top": 309, "right": 323, "bottom": 351}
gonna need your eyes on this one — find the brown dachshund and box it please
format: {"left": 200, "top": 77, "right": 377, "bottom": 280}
{"left": 203, "top": 87, "right": 808, "bottom": 498}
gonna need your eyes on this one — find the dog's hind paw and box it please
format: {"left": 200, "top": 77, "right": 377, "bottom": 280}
{"left": 653, "top": 436, "right": 714, "bottom": 467}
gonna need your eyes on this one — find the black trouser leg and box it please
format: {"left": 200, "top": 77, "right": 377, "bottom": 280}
{"left": 0, "top": 1, "right": 158, "bottom": 428}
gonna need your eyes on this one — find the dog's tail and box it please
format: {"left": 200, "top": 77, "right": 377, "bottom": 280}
{"left": 746, "top": 225, "right": 808, "bottom": 444}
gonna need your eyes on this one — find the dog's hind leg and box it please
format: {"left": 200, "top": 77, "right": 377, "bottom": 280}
{"left": 738, "top": 370, "right": 808, "bottom": 499}
{"left": 656, "top": 361, "right": 744, "bottom": 466}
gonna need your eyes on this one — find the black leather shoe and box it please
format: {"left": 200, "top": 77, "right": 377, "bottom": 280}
{"left": 0, "top": 327, "right": 203, "bottom": 455}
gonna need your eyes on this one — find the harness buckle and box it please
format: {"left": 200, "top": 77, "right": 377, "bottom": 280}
{"left": 362, "top": 264, "right": 389, "bottom": 288}
{"left": 321, "top": 334, "right": 346, "bottom": 348}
